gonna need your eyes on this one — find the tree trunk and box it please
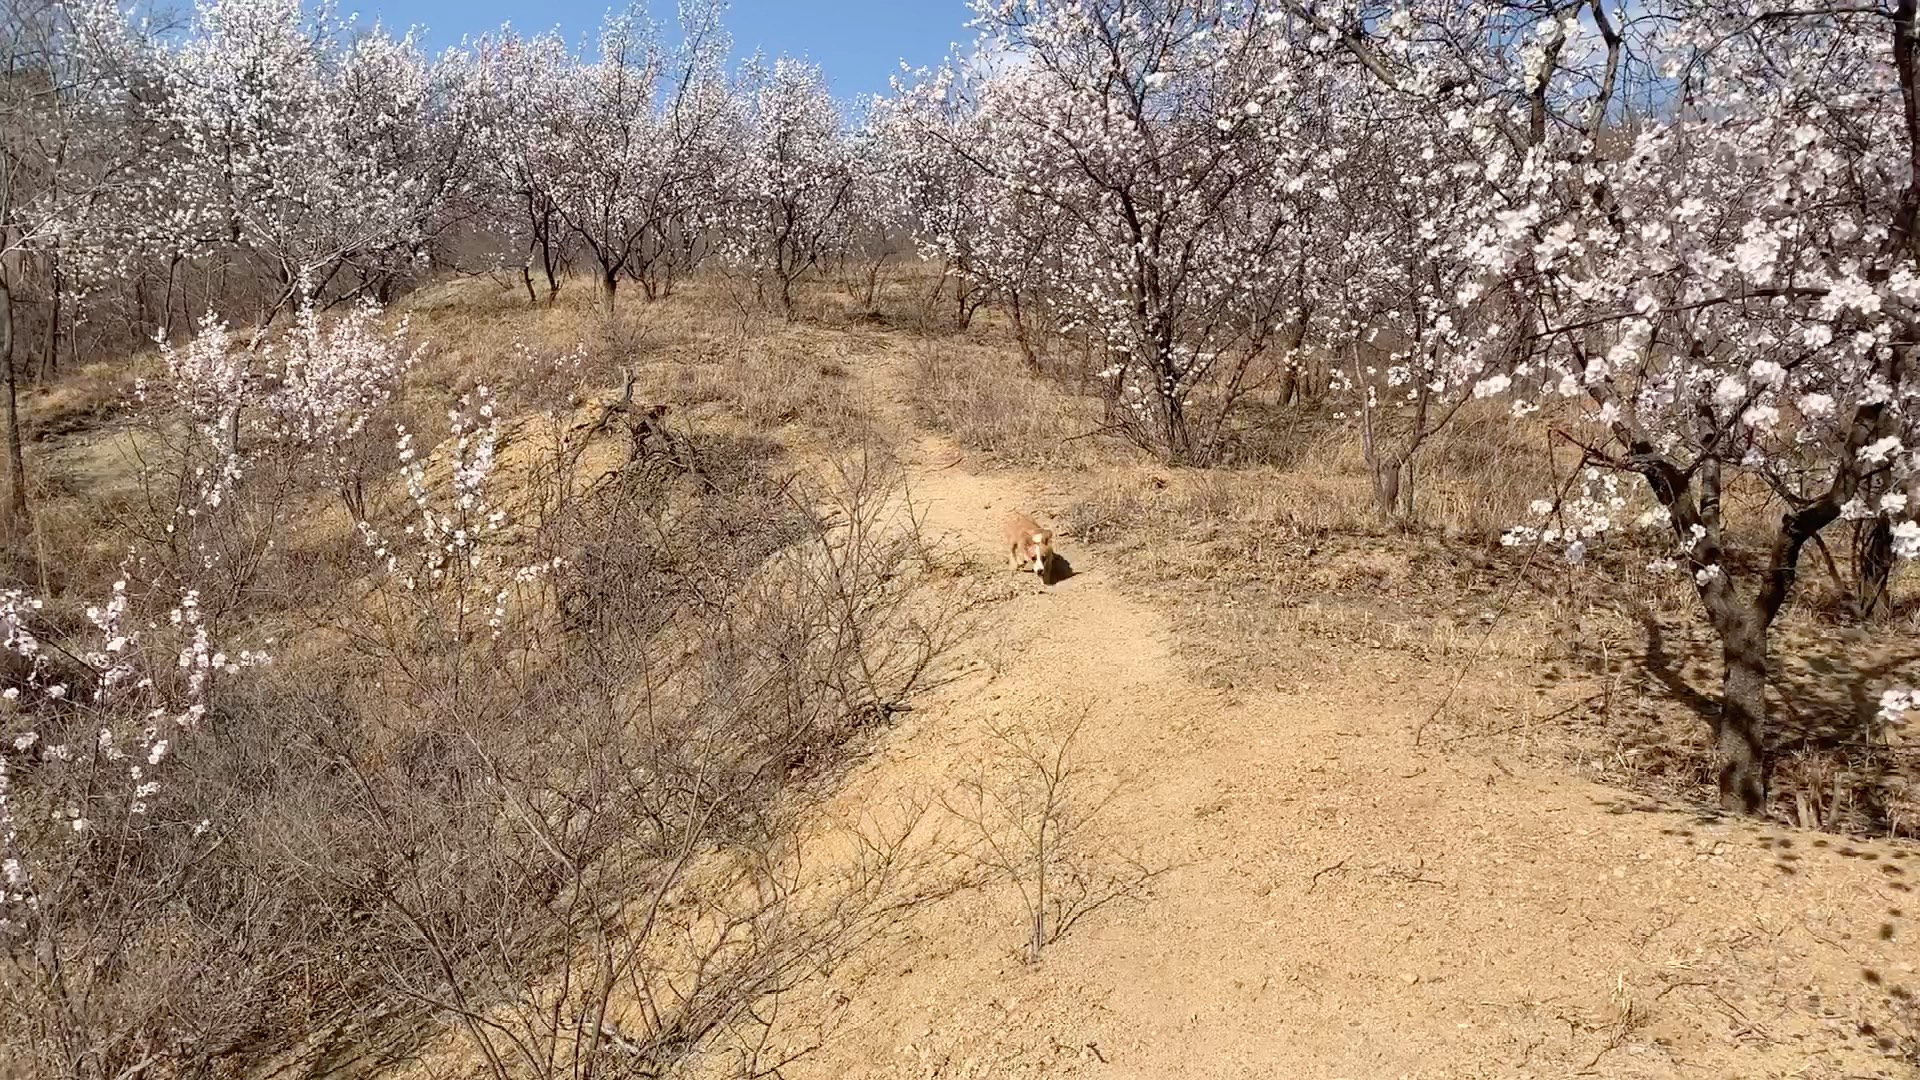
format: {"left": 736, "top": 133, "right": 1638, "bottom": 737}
{"left": 598, "top": 266, "right": 618, "bottom": 316}
{"left": 1273, "top": 314, "right": 1310, "bottom": 407}
{"left": 161, "top": 255, "right": 182, "bottom": 341}
{"left": 1396, "top": 382, "right": 1433, "bottom": 519}
{"left": 862, "top": 252, "right": 887, "bottom": 309}
{"left": 920, "top": 267, "right": 947, "bottom": 325}
{"left": 1371, "top": 460, "right": 1402, "bottom": 518}
{"left": 0, "top": 282, "right": 28, "bottom": 527}
{"left": 39, "top": 252, "right": 60, "bottom": 382}
{"left": 1274, "top": 362, "right": 1298, "bottom": 406}
{"left": 541, "top": 233, "right": 561, "bottom": 304}
{"left": 1716, "top": 618, "right": 1770, "bottom": 814}
{"left": 1360, "top": 380, "right": 1399, "bottom": 517}
{"left": 1852, "top": 517, "right": 1894, "bottom": 621}
{"left": 1007, "top": 293, "right": 1040, "bottom": 371}
{"left": 1158, "top": 386, "right": 1192, "bottom": 465}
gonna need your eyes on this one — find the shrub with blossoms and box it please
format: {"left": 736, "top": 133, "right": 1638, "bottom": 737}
{"left": 147, "top": 295, "right": 416, "bottom": 526}
{"left": 0, "top": 583, "right": 266, "bottom": 938}
{"left": 357, "top": 384, "right": 565, "bottom": 646}
{"left": 262, "top": 298, "right": 422, "bottom": 518}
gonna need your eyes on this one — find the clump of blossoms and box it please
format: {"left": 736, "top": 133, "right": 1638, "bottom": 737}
{"left": 356, "top": 382, "right": 563, "bottom": 640}
{"left": 1501, "top": 468, "right": 1638, "bottom": 565}
{"left": 263, "top": 296, "right": 422, "bottom": 508}
{"left": 145, "top": 296, "right": 417, "bottom": 524}
{"left": 1880, "top": 687, "right": 1917, "bottom": 731}
{"left": 146, "top": 311, "right": 252, "bottom": 514}
{"left": 0, "top": 583, "right": 267, "bottom": 935}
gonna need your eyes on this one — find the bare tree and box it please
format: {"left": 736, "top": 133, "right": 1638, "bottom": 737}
{"left": 942, "top": 704, "right": 1155, "bottom": 964}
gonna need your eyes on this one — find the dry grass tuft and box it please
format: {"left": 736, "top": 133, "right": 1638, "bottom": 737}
{"left": 399, "top": 274, "right": 875, "bottom": 445}
{"left": 640, "top": 327, "right": 871, "bottom": 439}
{"left": 907, "top": 338, "right": 1119, "bottom": 470}
{"left": 23, "top": 357, "right": 147, "bottom": 442}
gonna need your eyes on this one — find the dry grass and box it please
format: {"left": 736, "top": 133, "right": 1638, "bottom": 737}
{"left": 1223, "top": 398, "right": 1576, "bottom": 536}
{"left": 401, "top": 274, "right": 877, "bottom": 446}
{"left": 7, "top": 273, "right": 893, "bottom": 606}
{"left": 21, "top": 356, "right": 146, "bottom": 442}
{"left": 1065, "top": 467, "right": 1378, "bottom": 549}
{"left": 1057, "top": 465, "right": 1572, "bottom": 701}
{"left": 634, "top": 326, "right": 871, "bottom": 439}
{"left": 1533, "top": 608, "right": 1920, "bottom": 837}
{"left": 906, "top": 337, "right": 1120, "bottom": 470}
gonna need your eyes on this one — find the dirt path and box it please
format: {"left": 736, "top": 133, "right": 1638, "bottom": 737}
{"left": 765, "top": 345, "right": 1920, "bottom": 1080}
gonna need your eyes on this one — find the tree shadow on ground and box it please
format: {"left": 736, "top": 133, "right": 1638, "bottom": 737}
{"left": 1621, "top": 612, "right": 1919, "bottom": 836}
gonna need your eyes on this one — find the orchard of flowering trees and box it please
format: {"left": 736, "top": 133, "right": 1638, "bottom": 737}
{"left": 873, "top": 0, "right": 1920, "bottom": 810}
{"left": 0, "top": 0, "right": 1916, "bottom": 1073}
{"left": 0, "top": 0, "right": 930, "bottom": 582}
{"left": 1, "top": 1, "right": 1919, "bottom": 1069}
{"left": 0, "top": 0, "right": 867, "bottom": 480}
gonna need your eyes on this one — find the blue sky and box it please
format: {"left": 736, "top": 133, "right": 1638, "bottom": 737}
{"left": 350, "top": 0, "right": 976, "bottom": 100}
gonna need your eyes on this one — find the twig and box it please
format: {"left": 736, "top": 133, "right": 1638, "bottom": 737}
{"left": 1060, "top": 423, "right": 1123, "bottom": 443}
{"left": 1307, "top": 856, "right": 1351, "bottom": 894}
{"left": 1438, "top": 689, "right": 1606, "bottom": 746}
{"left": 1652, "top": 980, "right": 1715, "bottom": 1001}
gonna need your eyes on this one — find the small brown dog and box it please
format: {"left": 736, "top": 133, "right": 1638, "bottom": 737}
{"left": 1002, "top": 511, "right": 1056, "bottom": 585}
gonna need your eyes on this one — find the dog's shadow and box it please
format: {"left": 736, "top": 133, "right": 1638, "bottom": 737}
{"left": 1043, "top": 553, "right": 1078, "bottom": 586}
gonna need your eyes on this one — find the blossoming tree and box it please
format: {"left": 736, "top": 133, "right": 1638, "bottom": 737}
{"left": 1389, "top": 0, "right": 1920, "bottom": 811}
{"left": 886, "top": 0, "right": 1334, "bottom": 461}
{"left": 721, "top": 54, "right": 855, "bottom": 319}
